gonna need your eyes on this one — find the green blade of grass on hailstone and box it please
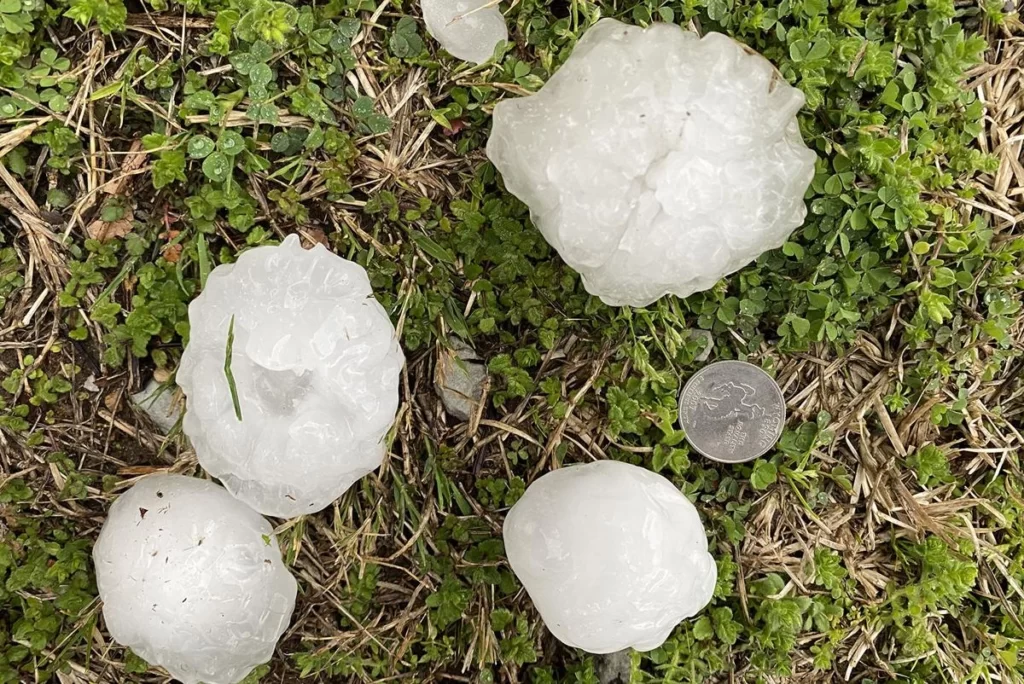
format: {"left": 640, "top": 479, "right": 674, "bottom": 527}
{"left": 224, "top": 314, "right": 242, "bottom": 421}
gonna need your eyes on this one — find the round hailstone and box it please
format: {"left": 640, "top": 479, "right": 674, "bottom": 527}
{"left": 422, "top": 0, "right": 507, "bottom": 64}
{"left": 503, "top": 460, "right": 717, "bottom": 653}
{"left": 486, "top": 19, "right": 817, "bottom": 307}
{"left": 177, "top": 234, "right": 404, "bottom": 518}
{"left": 93, "top": 474, "right": 297, "bottom": 684}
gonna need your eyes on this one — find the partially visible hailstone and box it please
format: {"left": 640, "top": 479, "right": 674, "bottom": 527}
{"left": 503, "top": 460, "right": 716, "bottom": 653}
{"left": 177, "top": 234, "right": 404, "bottom": 518}
{"left": 486, "top": 19, "right": 817, "bottom": 307}
{"left": 422, "top": 0, "right": 507, "bottom": 64}
{"left": 93, "top": 474, "right": 297, "bottom": 684}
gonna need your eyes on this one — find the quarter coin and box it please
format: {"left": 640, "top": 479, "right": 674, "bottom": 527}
{"left": 678, "top": 360, "right": 786, "bottom": 463}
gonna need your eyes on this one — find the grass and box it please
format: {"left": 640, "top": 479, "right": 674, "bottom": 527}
{"left": 0, "top": 0, "right": 1023, "bottom": 682}
{"left": 224, "top": 313, "right": 242, "bottom": 421}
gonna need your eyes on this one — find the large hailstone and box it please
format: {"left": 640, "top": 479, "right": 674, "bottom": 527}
{"left": 486, "top": 19, "right": 817, "bottom": 307}
{"left": 93, "top": 474, "right": 297, "bottom": 684}
{"left": 422, "top": 0, "right": 507, "bottom": 64}
{"left": 177, "top": 234, "right": 404, "bottom": 518}
{"left": 503, "top": 461, "right": 716, "bottom": 653}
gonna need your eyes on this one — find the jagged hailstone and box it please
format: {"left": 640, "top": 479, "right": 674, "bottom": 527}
{"left": 486, "top": 19, "right": 817, "bottom": 307}
{"left": 93, "top": 474, "right": 297, "bottom": 684}
{"left": 177, "top": 234, "right": 404, "bottom": 518}
{"left": 503, "top": 460, "right": 716, "bottom": 653}
{"left": 422, "top": 0, "right": 506, "bottom": 64}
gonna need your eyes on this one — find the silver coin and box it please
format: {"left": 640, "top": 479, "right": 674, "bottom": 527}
{"left": 678, "top": 360, "right": 786, "bottom": 464}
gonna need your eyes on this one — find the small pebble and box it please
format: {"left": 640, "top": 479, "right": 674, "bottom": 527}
{"left": 596, "top": 649, "right": 633, "bottom": 684}
{"left": 131, "top": 378, "right": 183, "bottom": 434}
{"left": 435, "top": 338, "right": 487, "bottom": 421}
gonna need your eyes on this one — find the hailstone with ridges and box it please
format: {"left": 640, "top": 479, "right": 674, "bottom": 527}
{"left": 93, "top": 474, "right": 297, "bottom": 684}
{"left": 177, "top": 234, "right": 404, "bottom": 518}
{"left": 503, "top": 460, "right": 717, "bottom": 653}
{"left": 486, "top": 19, "right": 817, "bottom": 307}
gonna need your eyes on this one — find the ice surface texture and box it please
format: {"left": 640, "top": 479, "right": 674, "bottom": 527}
{"left": 486, "top": 19, "right": 817, "bottom": 307}
{"left": 177, "top": 234, "right": 404, "bottom": 518}
{"left": 503, "top": 461, "right": 716, "bottom": 653}
{"left": 93, "top": 475, "right": 297, "bottom": 684}
{"left": 422, "top": 0, "right": 506, "bottom": 64}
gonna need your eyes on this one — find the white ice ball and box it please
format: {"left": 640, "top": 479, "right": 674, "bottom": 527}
{"left": 422, "top": 0, "right": 507, "bottom": 64}
{"left": 92, "top": 474, "right": 297, "bottom": 684}
{"left": 503, "top": 461, "right": 716, "bottom": 653}
{"left": 486, "top": 19, "right": 817, "bottom": 307}
{"left": 177, "top": 234, "right": 404, "bottom": 518}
